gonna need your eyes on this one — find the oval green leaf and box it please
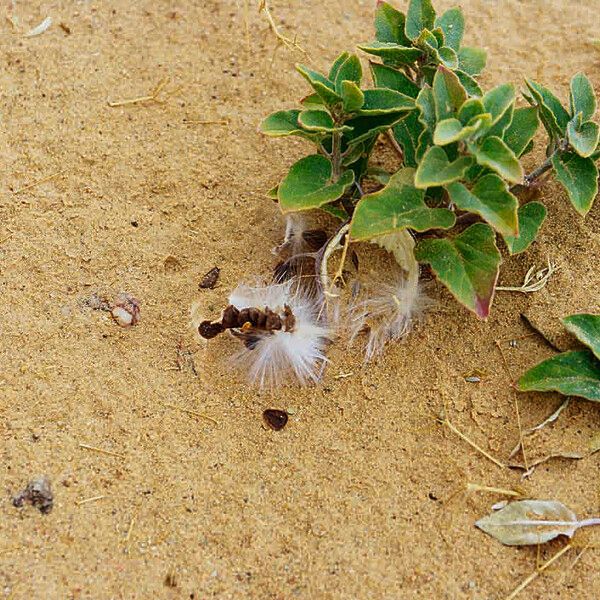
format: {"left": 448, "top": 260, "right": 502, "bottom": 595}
{"left": 359, "top": 88, "right": 415, "bottom": 115}
{"left": 434, "top": 7, "right": 464, "bottom": 51}
{"left": 414, "top": 146, "right": 473, "bottom": 188}
{"left": 433, "top": 66, "right": 468, "bottom": 120}
{"left": 570, "top": 73, "right": 596, "bottom": 122}
{"left": 518, "top": 350, "right": 600, "bottom": 402}
{"left": 470, "top": 136, "right": 524, "bottom": 183}
{"left": 415, "top": 222, "right": 502, "bottom": 318}
{"left": 370, "top": 62, "right": 420, "bottom": 98}
{"left": 562, "top": 314, "right": 600, "bottom": 360}
{"left": 350, "top": 168, "right": 456, "bottom": 240}
{"left": 357, "top": 42, "right": 423, "bottom": 65}
{"left": 567, "top": 119, "right": 600, "bottom": 158}
{"left": 278, "top": 155, "right": 355, "bottom": 214}
{"left": 405, "top": 0, "right": 436, "bottom": 41}
{"left": 457, "top": 47, "right": 487, "bottom": 76}
{"left": 503, "top": 107, "right": 539, "bottom": 157}
{"left": 551, "top": 151, "right": 599, "bottom": 216}
{"left": 504, "top": 201, "right": 547, "bottom": 255}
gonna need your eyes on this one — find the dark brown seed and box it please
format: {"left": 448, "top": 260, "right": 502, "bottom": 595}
{"left": 199, "top": 267, "right": 220, "bottom": 289}
{"left": 198, "top": 321, "right": 224, "bottom": 339}
{"left": 221, "top": 305, "right": 240, "bottom": 329}
{"left": 262, "top": 409, "right": 288, "bottom": 431}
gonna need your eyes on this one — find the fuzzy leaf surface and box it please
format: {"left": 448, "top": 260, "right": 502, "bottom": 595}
{"left": 476, "top": 500, "right": 579, "bottom": 546}
{"left": 570, "top": 73, "right": 596, "bottom": 121}
{"left": 358, "top": 88, "right": 415, "bottom": 115}
{"left": 375, "top": 1, "right": 411, "bottom": 45}
{"left": 525, "top": 79, "right": 570, "bottom": 136}
{"left": 370, "top": 63, "right": 420, "bottom": 98}
{"left": 470, "top": 136, "right": 523, "bottom": 183}
{"left": 414, "top": 146, "right": 473, "bottom": 188}
{"left": 434, "top": 7, "right": 464, "bottom": 51}
{"left": 504, "top": 202, "right": 547, "bottom": 255}
{"left": 482, "top": 83, "right": 515, "bottom": 127}
{"left": 393, "top": 111, "right": 423, "bottom": 167}
{"left": 345, "top": 113, "right": 408, "bottom": 145}
{"left": 518, "top": 350, "right": 600, "bottom": 401}
{"left": 447, "top": 174, "right": 518, "bottom": 239}
{"left": 341, "top": 81, "right": 365, "bottom": 113}
{"left": 260, "top": 110, "right": 312, "bottom": 138}
{"left": 278, "top": 155, "right": 354, "bottom": 213}
{"left": 333, "top": 54, "right": 363, "bottom": 93}
{"left": 455, "top": 70, "right": 482, "bottom": 97}
{"left": 433, "top": 115, "right": 490, "bottom": 145}
{"left": 298, "top": 110, "right": 351, "bottom": 133}
{"left": 415, "top": 223, "right": 501, "bottom": 318}
{"left": 296, "top": 65, "right": 342, "bottom": 106}
{"left": 358, "top": 42, "right": 422, "bottom": 65}
{"left": 405, "top": 0, "right": 436, "bottom": 41}
{"left": 433, "top": 66, "right": 467, "bottom": 120}
{"left": 551, "top": 151, "right": 599, "bottom": 216}
{"left": 562, "top": 314, "right": 600, "bottom": 360}
{"left": 351, "top": 168, "right": 455, "bottom": 240}
{"left": 567, "top": 119, "right": 600, "bottom": 158}
{"left": 457, "top": 47, "right": 486, "bottom": 76}
{"left": 503, "top": 107, "right": 539, "bottom": 157}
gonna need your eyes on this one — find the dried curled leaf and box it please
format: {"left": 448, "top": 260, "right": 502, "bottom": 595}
{"left": 476, "top": 500, "right": 578, "bottom": 546}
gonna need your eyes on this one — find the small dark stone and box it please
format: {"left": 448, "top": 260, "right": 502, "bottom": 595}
{"left": 13, "top": 475, "right": 53, "bottom": 514}
{"left": 262, "top": 409, "right": 288, "bottom": 431}
{"left": 199, "top": 267, "right": 220, "bottom": 289}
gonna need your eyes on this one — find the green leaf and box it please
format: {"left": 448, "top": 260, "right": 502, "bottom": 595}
{"left": 369, "top": 62, "right": 420, "bottom": 98}
{"left": 433, "top": 66, "right": 467, "bottom": 121}
{"left": 393, "top": 111, "right": 423, "bottom": 167}
{"left": 296, "top": 65, "right": 341, "bottom": 106}
{"left": 434, "top": 7, "right": 464, "bottom": 51}
{"left": 266, "top": 184, "right": 278, "bottom": 199}
{"left": 567, "top": 118, "right": 600, "bottom": 158}
{"left": 525, "top": 79, "right": 570, "bottom": 136}
{"left": 416, "top": 85, "right": 436, "bottom": 131}
{"left": 434, "top": 115, "right": 491, "bottom": 145}
{"left": 341, "top": 81, "right": 365, "bottom": 113}
{"left": 415, "top": 223, "right": 502, "bottom": 318}
{"left": 570, "top": 73, "right": 596, "bottom": 121}
{"left": 375, "top": 1, "right": 411, "bottom": 46}
{"left": 345, "top": 113, "right": 408, "bottom": 145}
{"left": 470, "top": 136, "right": 524, "bottom": 183}
{"left": 563, "top": 314, "right": 600, "bottom": 360}
{"left": 321, "top": 203, "right": 348, "bottom": 220}
{"left": 503, "top": 107, "right": 539, "bottom": 157}
{"left": 333, "top": 54, "right": 363, "bottom": 93}
{"left": 414, "top": 146, "right": 473, "bottom": 188}
{"left": 518, "top": 351, "right": 600, "bottom": 402}
{"left": 552, "top": 151, "right": 599, "bottom": 216}
{"left": 260, "top": 109, "right": 306, "bottom": 137}
{"left": 458, "top": 99, "right": 485, "bottom": 124}
{"left": 437, "top": 47, "right": 459, "bottom": 69}
{"left": 504, "top": 201, "right": 547, "bottom": 255}
{"left": 358, "top": 88, "right": 415, "bottom": 115}
{"left": 405, "top": 0, "right": 436, "bottom": 41}
{"left": 350, "top": 168, "right": 455, "bottom": 240}
{"left": 298, "top": 110, "right": 352, "bottom": 133}
{"left": 328, "top": 52, "right": 351, "bottom": 82}
{"left": 447, "top": 174, "right": 518, "bottom": 239}
{"left": 482, "top": 83, "right": 515, "bottom": 127}
{"left": 300, "top": 93, "right": 325, "bottom": 109}
{"left": 278, "top": 155, "right": 355, "bottom": 213}
{"left": 454, "top": 69, "right": 483, "bottom": 97}
{"left": 357, "top": 42, "right": 423, "bottom": 65}
{"left": 457, "top": 47, "right": 487, "bottom": 76}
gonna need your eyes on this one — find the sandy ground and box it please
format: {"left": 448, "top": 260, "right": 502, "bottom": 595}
{"left": 1, "top": 1, "right": 599, "bottom": 598}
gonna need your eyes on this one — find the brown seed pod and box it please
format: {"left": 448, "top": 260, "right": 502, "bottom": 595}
{"left": 198, "top": 321, "right": 225, "bottom": 339}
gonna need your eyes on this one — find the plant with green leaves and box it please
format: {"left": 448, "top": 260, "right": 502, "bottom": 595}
{"left": 261, "top": 0, "right": 599, "bottom": 325}
{"left": 519, "top": 314, "right": 600, "bottom": 402}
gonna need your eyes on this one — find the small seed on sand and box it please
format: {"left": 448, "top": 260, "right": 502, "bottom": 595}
{"left": 263, "top": 409, "right": 288, "bottom": 431}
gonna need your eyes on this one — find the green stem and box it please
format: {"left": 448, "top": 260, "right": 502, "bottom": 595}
{"left": 331, "top": 131, "right": 342, "bottom": 181}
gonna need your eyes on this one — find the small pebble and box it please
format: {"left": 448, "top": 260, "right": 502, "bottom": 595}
{"left": 111, "top": 293, "right": 140, "bottom": 327}
{"left": 13, "top": 475, "right": 54, "bottom": 514}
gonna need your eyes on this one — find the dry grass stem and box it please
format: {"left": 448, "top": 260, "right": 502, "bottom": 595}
{"left": 496, "top": 259, "right": 558, "bottom": 293}
{"left": 259, "top": 0, "right": 309, "bottom": 57}
{"left": 76, "top": 495, "right": 106, "bottom": 506}
{"left": 13, "top": 170, "right": 65, "bottom": 194}
{"left": 159, "top": 402, "right": 219, "bottom": 426}
{"left": 466, "top": 483, "right": 524, "bottom": 498}
{"left": 504, "top": 543, "right": 572, "bottom": 600}
{"left": 78, "top": 443, "right": 124, "bottom": 459}
{"left": 108, "top": 77, "right": 183, "bottom": 107}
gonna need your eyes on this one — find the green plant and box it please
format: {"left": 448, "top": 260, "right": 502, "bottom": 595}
{"left": 519, "top": 313, "right": 600, "bottom": 401}
{"left": 261, "top": 0, "right": 599, "bottom": 319}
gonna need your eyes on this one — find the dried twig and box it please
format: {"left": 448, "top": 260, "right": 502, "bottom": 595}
{"left": 107, "top": 77, "right": 183, "bottom": 108}
{"left": 183, "top": 118, "right": 229, "bottom": 125}
{"left": 437, "top": 414, "right": 506, "bottom": 469}
{"left": 259, "top": 0, "right": 308, "bottom": 57}
{"left": 12, "top": 170, "right": 65, "bottom": 194}
{"left": 504, "top": 543, "right": 572, "bottom": 600}
{"left": 76, "top": 495, "right": 106, "bottom": 506}
{"left": 79, "top": 443, "right": 124, "bottom": 459}
{"left": 496, "top": 259, "right": 558, "bottom": 293}
{"left": 159, "top": 402, "right": 219, "bottom": 426}
{"left": 465, "top": 483, "right": 524, "bottom": 498}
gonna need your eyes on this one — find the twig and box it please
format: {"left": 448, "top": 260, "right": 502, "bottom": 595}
{"left": 504, "top": 544, "right": 572, "bottom": 600}
{"left": 76, "top": 495, "right": 106, "bottom": 506}
{"left": 183, "top": 119, "right": 229, "bottom": 125}
{"left": 159, "top": 402, "right": 219, "bottom": 426}
{"left": 12, "top": 170, "right": 65, "bottom": 194}
{"left": 496, "top": 259, "right": 558, "bottom": 293}
{"left": 107, "top": 77, "right": 182, "bottom": 107}
{"left": 79, "top": 443, "right": 124, "bottom": 459}
{"left": 259, "top": 0, "right": 308, "bottom": 57}
{"left": 465, "top": 483, "right": 523, "bottom": 497}
{"left": 318, "top": 223, "right": 350, "bottom": 299}
{"left": 438, "top": 415, "right": 506, "bottom": 469}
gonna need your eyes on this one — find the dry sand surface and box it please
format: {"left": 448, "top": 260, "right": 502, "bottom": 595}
{"left": 1, "top": 1, "right": 600, "bottom": 598}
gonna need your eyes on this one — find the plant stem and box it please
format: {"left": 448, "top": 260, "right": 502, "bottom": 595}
{"left": 331, "top": 131, "right": 342, "bottom": 181}
{"left": 523, "top": 156, "right": 553, "bottom": 185}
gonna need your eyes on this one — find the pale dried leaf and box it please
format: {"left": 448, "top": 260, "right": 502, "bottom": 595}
{"left": 24, "top": 16, "right": 53, "bottom": 37}
{"left": 476, "top": 500, "right": 578, "bottom": 546}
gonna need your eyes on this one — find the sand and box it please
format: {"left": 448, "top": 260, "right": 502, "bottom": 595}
{"left": 1, "top": 1, "right": 599, "bottom": 598}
